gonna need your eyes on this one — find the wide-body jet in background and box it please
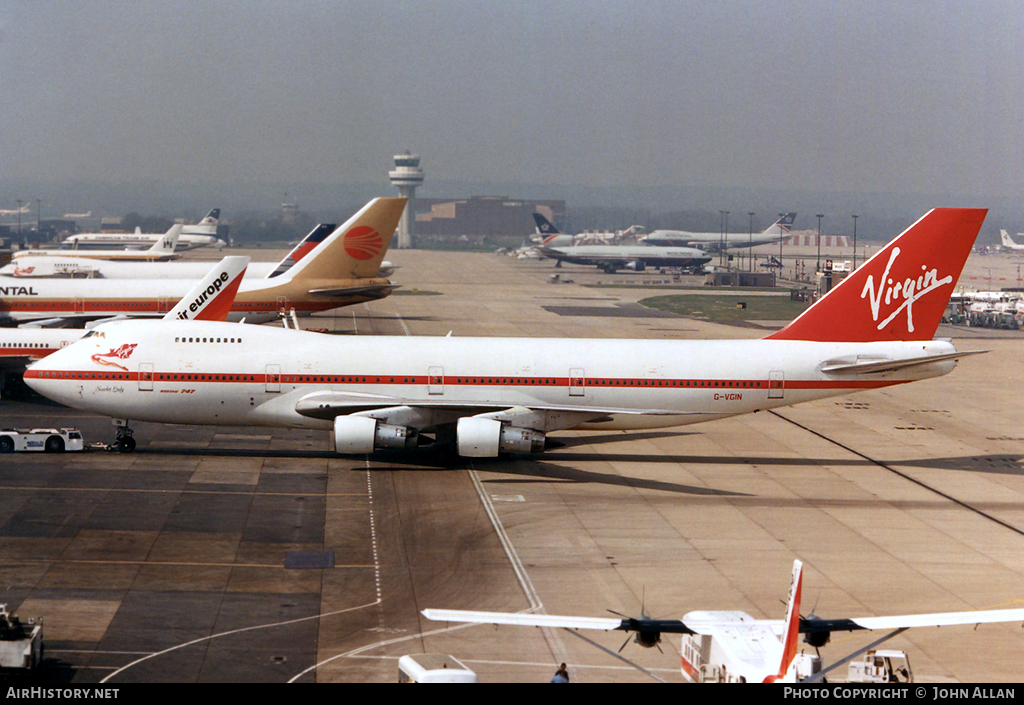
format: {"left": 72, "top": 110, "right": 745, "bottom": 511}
{"left": 13, "top": 224, "right": 183, "bottom": 262}
{"left": 61, "top": 208, "right": 226, "bottom": 251}
{"left": 641, "top": 212, "right": 797, "bottom": 251}
{"left": 538, "top": 243, "right": 712, "bottom": 273}
{"left": 0, "top": 198, "right": 405, "bottom": 326}
{"left": 26, "top": 208, "right": 986, "bottom": 455}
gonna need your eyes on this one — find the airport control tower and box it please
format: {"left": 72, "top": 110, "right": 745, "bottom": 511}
{"left": 388, "top": 151, "right": 425, "bottom": 249}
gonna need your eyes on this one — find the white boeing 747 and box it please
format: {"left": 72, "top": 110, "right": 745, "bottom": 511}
{"left": 25, "top": 209, "right": 986, "bottom": 456}
{"left": 642, "top": 212, "right": 797, "bottom": 251}
{"left": 0, "top": 256, "right": 249, "bottom": 401}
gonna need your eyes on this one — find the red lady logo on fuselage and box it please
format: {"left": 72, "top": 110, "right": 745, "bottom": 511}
{"left": 91, "top": 343, "right": 138, "bottom": 372}
{"left": 343, "top": 226, "right": 384, "bottom": 260}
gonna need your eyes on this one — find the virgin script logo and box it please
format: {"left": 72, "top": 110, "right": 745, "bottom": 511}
{"left": 860, "top": 247, "right": 952, "bottom": 333}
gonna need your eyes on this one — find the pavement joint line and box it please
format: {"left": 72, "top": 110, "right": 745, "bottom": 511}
{"left": 768, "top": 409, "right": 1024, "bottom": 539}
{"left": 467, "top": 461, "right": 573, "bottom": 673}
{"left": 100, "top": 598, "right": 382, "bottom": 684}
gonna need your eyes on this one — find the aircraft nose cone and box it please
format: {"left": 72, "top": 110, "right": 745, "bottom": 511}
{"left": 24, "top": 350, "right": 77, "bottom": 404}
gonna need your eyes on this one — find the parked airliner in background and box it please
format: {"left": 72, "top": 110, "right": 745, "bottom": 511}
{"left": 14, "top": 224, "right": 182, "bottom": 262}
{"left": 1000, "top": 230, "right": 1024, "bottom": 251}
{"left": 0, "top": 198, "right": 404, "bottom": 326}
{"left": 62, "top": 211, "right": 92, "bottom": 219}
{"left": 26, "top": 208, "right": 986, "bottom": 456}
{"left": 0, "top": 256, "right": 249, "bottom": 399}
{"left": 0, "top": 204, "right": 32, "bottom": 216}
{"left": 642, "top": 212, "right": 797, "bottom": 251}
{"left": 539, "top": 242, "right": 711, "bottom": 273}
{"left": 61, "top": 209, "right": 225, "bottom": 251}
{"left": 532, "top": 213, "right": 637, "bottom": 247}
{"left": 423, "top": 559, "right": 1024, "bottom": 683}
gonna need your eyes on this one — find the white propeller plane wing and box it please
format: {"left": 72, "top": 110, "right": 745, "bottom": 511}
{"left": 424, "top": 560, "right": 1024, "bottom": 683}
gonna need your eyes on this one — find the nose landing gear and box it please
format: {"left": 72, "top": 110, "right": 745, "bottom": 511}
{"left": 113, "top": 421, "right": 136, "bottom": 453}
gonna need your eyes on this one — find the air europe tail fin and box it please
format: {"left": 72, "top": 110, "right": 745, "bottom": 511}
{"left": 763, "top": 560, "right": 804, "bottom": 683}
{"left": 147, "top": 224, "right": 182, "bottom": 255}
{"left": 164, "top": 256, "right": 249, "bottom": 322}
{"left": 282, "top": 198, "right": 405, "bottom": 282}
{"left": 1001, "top": 230, "right": 1024, "bottom": 250}
{"left": 266, "top": 223, "right": 336, "bottom": 278}
{"left": 767, "top": 208, "right": 986, "bottom": 343}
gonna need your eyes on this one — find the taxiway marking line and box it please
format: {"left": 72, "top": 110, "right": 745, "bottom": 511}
{"left": 0, "top": 485, "right": 365, "bottom": 497}
{"left": 10, "top": 558, "right": 375, "bottom": 569}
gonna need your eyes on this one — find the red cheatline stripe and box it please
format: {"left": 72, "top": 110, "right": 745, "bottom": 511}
{"left": 23, "top": 369, "right": 903, "bottom": 392}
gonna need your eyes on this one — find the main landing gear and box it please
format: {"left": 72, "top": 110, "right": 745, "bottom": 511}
{"left": 113, "top": 421, "right": 136, "bottom": 453}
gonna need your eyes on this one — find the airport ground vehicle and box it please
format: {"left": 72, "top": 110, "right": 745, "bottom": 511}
{"left": 846, "top": 650, "right": 912, "bottom": 683}
{"left": 0, "top": 605, "right": 43, "bottom": 671}
{"left": 0, "top": 428, "right": 84, "bottom": 453}
{"left": 397, "top": 654, "right": 478, "bottom": 683}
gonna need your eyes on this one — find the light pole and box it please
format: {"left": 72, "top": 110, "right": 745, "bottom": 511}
{"left": 748, "top": 212, "right": 754, "bottom": 273}
{"left": 36, "top": 198, "right": 41, "bottom": 243}
{"left": 719, "top": 210, "right": 729, "bottom": 268}
{"left": 851, "top": 214, "right": 858, "bottom": 270}
{"left": 16, "top": 199, "right": 23, "bottom": 247}
{"left": 778, "top": 212, "right": 785, "bottom": 281}
{"left": 815, "top": 214, "right": 824, "bottom": 272}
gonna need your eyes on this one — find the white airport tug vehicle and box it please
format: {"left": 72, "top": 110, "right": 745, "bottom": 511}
{"left": 0, "top": 605, "right": 43, "bottom": 671}
{"left": 847, "top": 650, "right": 913, "bottom": 683}
{"left": 398, "top": 654, "right": 478, "bottom": 683}
{"left": 0, "top": 428, "right": 84, "bottom": 453}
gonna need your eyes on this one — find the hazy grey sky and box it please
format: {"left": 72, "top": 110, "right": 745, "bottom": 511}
{"left": 2, "top": 0, "right": 1022, "bottom": 199}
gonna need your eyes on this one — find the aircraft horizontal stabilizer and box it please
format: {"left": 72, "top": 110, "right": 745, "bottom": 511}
{"left": 820, "top": 350, "right": 987, "bottom": 375}
{"left": 307, "top": 283, "right": 398, "bottom": 298}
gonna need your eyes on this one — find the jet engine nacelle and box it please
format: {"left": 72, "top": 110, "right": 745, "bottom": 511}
{"left": 624, "top": 260, "right": 646, "bottom": 271}
{"left": 334, "top": 415, "right": 415, "bottom": 454}
{"left": 456, "top": 417, "right": 546, "bottom": 457}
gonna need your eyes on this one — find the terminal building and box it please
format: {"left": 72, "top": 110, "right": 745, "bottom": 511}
{"left": 411, "top": 196, "right": 566, "bottom": 245}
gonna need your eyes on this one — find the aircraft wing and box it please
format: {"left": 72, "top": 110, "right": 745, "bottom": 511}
{"left": 294, "top": 390, "right": 705, "bottom": 421}
{"left": 805, "top": 608, "right": 1024, "bottom": 633}
{"left": 422, "top": 609, "right": 629, "bottom": 632}
{"left": 421, "top": 609, "right": 696, "bottom": 634}
{"left": 1, "top": 312, "right": 167, "bottom": 327}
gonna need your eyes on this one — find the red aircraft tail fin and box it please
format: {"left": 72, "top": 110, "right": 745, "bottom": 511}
{"left": 767, "top": 208, "right": 986, "bottom": 342}
{"left": 763, "top": 560, "right": 804, "bottom": 683}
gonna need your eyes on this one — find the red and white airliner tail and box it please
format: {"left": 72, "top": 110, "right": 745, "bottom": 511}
{"left": 763, "top": 560, "right": 803, "bottom": 683}
{"left": 768, "top": 208, "right": 986, "bottom": 343}
{"left": 164, "top": 256, "right": 249, "bottom": 322}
